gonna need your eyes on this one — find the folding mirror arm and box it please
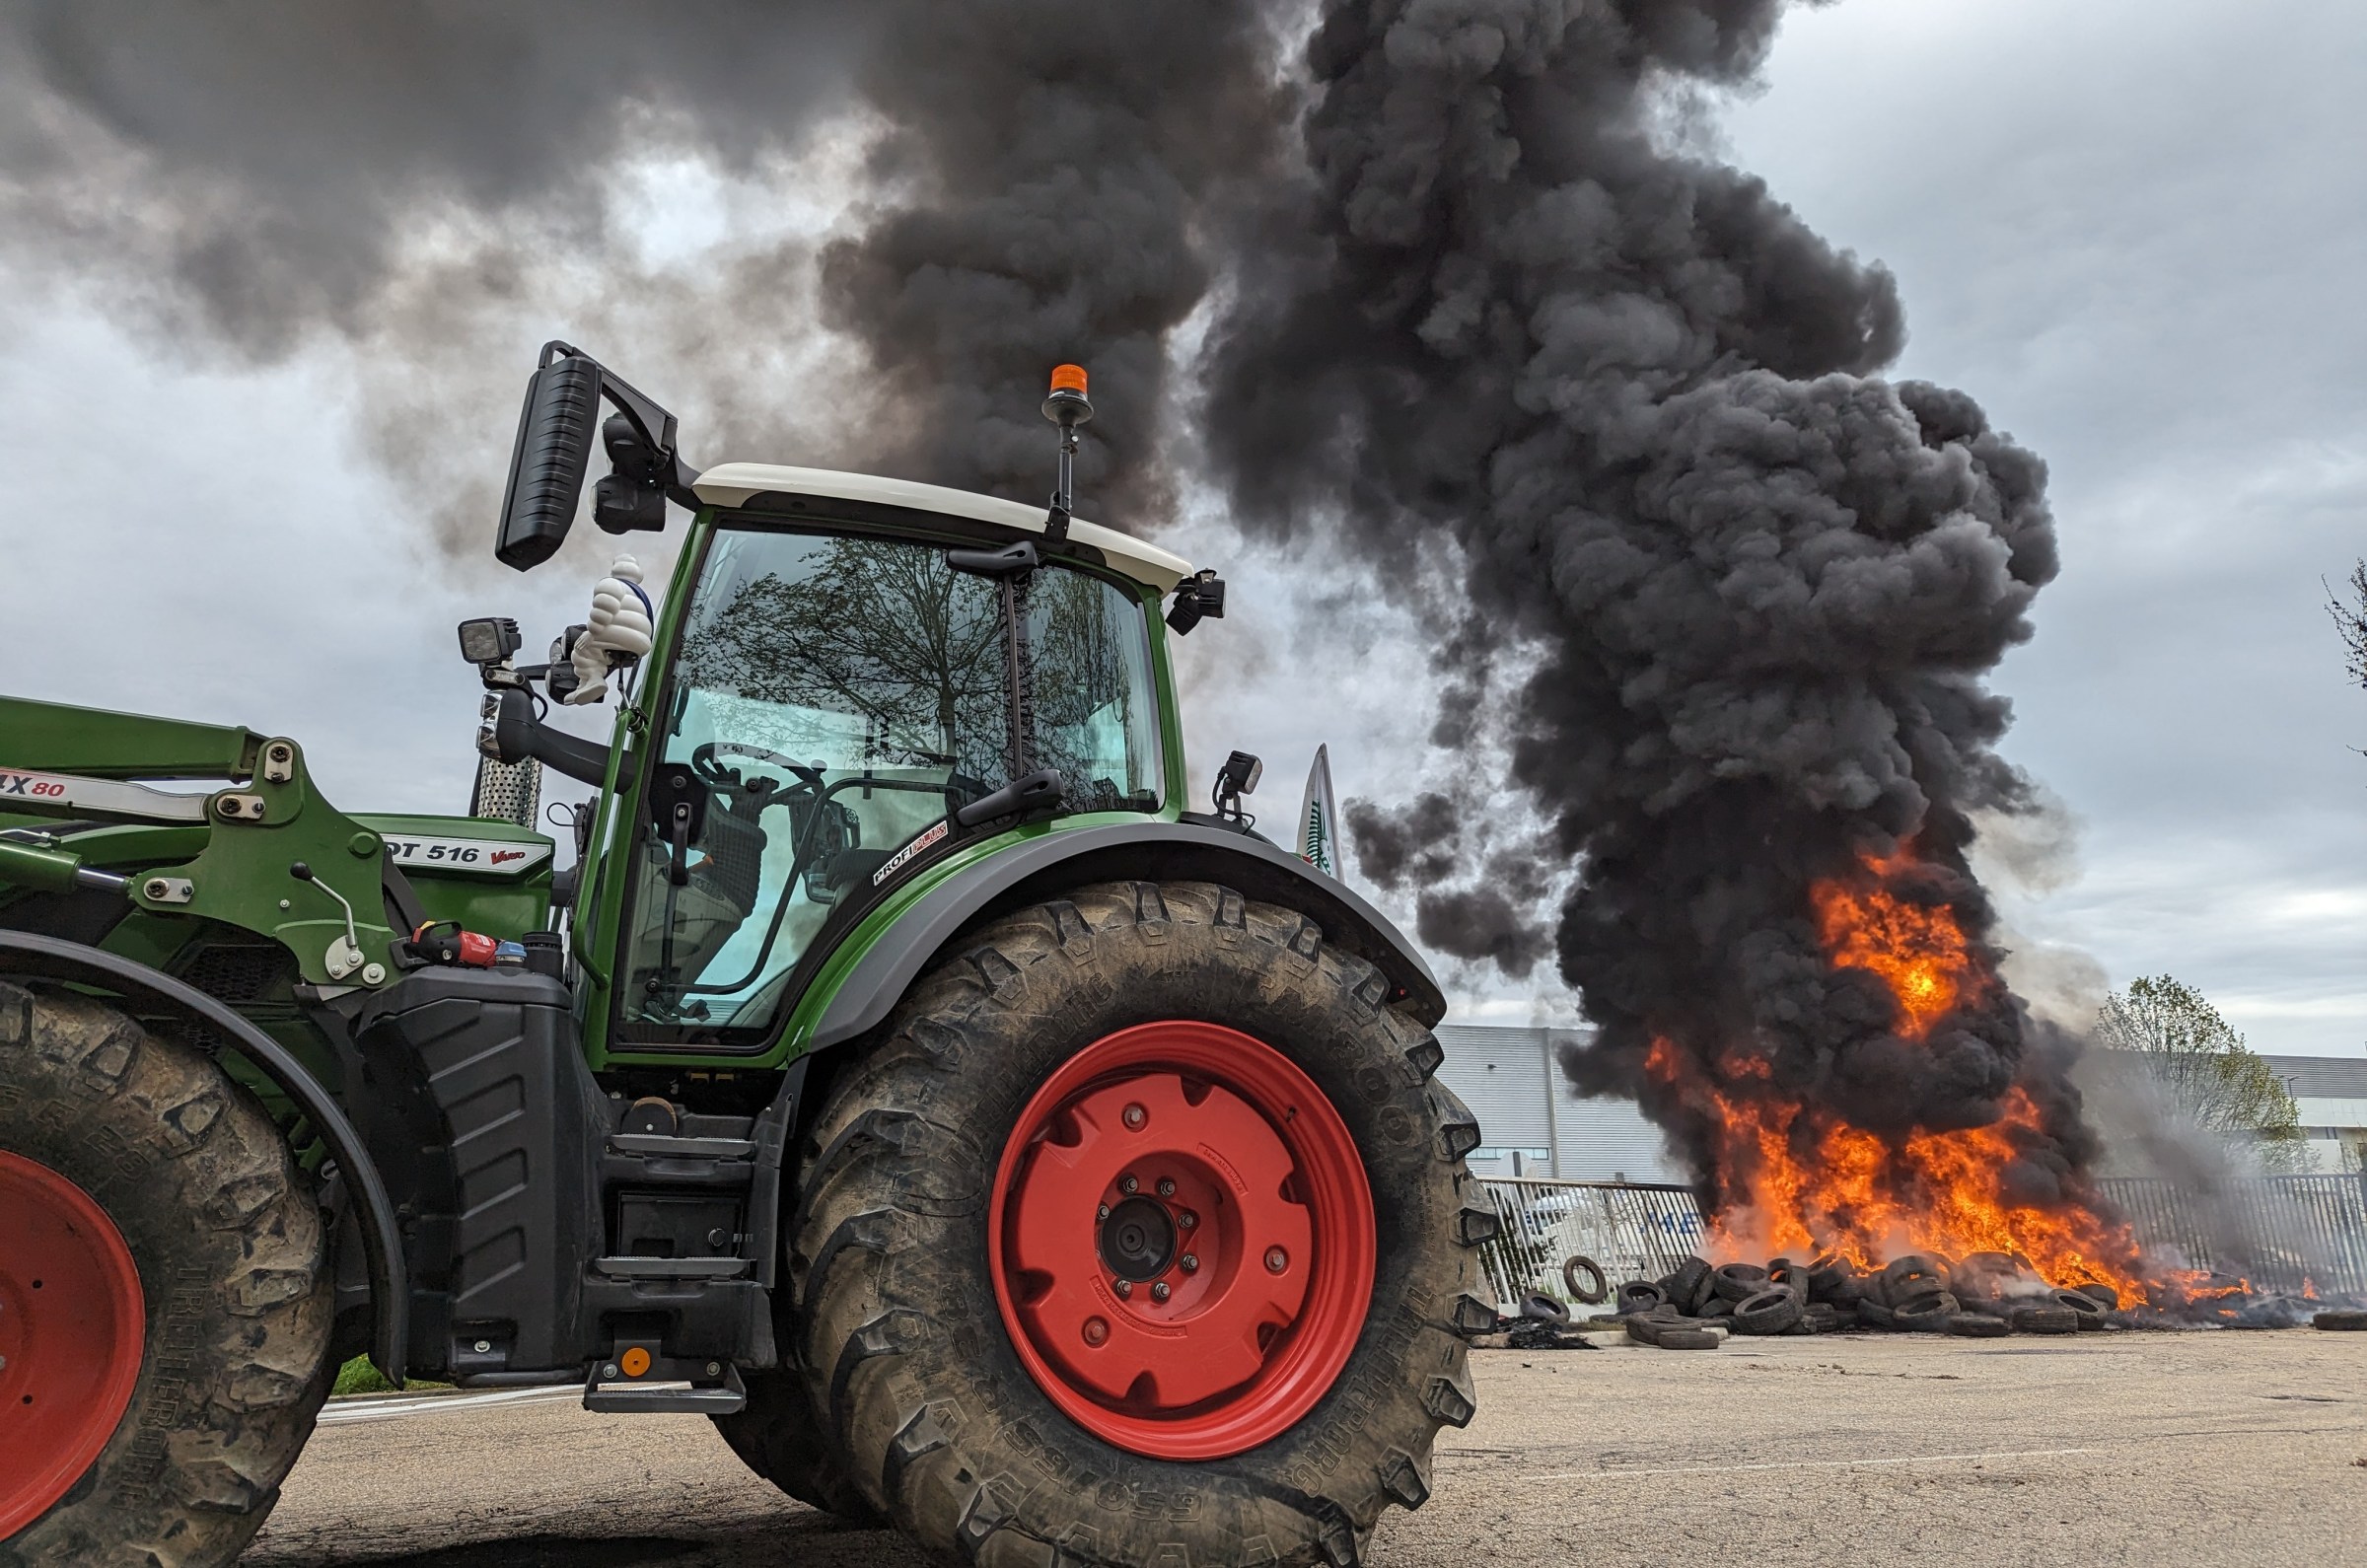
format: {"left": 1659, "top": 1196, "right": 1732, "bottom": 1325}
{"left": 538, "top": 341, "right": 702, "bottom": 508}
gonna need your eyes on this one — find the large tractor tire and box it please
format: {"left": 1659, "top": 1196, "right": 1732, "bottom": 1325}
{"left": 0, "top": 979, "right": 334, "bottom": 1568}
{"left": 771, "top": 880, "right": 1487, "bottom": 1567}
{"left": 713, "top": 1361, "right": 883, "bottom": 1522}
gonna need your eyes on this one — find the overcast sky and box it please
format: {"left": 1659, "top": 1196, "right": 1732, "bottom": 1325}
{"left": 6, "top": 0, "right": 2364, "bottom": 1056}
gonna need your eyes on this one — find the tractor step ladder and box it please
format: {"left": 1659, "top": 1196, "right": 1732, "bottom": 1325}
{"left": 582, "top": 1359, "right": 748, "bottom": 1415}
{"left": 587, "top": 1255, "right": 753, "bottom": 1280}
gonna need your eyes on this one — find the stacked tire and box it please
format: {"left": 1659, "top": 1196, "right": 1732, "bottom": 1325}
{"left": 1606, "top": 1248, "right": 2127, "bottom": 1339}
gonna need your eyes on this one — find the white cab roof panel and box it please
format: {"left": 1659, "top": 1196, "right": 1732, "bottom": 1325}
{"left": 692, "top": 463, "right": 1192, "bottom": 593}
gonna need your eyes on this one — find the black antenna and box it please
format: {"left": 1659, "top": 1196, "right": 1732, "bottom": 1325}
{"left": 1041, "top": 364, "right": 1093, "bottom": 547}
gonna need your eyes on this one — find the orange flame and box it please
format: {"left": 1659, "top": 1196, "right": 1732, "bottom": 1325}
{"left": 1811, "top": 851, "right": 1979, "bottom": 1038}
{"left": 1646, "top": 850, "right": 2149, "bottom": 1303}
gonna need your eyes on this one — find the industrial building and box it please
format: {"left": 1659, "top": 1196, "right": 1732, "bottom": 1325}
{"left": 1432, "top": 1023, "right": 1681, "bottom": 1182}
{"left": 2273, "top": 1054, "right": 2367, "bottom": 1174}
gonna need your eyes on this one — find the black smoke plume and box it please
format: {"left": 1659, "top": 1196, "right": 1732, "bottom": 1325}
{"left": 0, "top": 0, "right": 1278, "bottom": 543}
{"left": 816, "top": 0, "right": 1283, "bottom": 513}
{"left": 1203, "top": 1, "right": 2096, "bottom": 1218}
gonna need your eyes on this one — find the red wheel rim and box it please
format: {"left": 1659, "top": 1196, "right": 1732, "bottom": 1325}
{"left": 0, "top": 1151, "right": 145, "bottom": 1538}
{"left": 987, "top": 1022, "right": 1375, "bottom": 1461}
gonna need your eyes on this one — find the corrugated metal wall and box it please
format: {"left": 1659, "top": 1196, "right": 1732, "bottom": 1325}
{"left": 1431, "top": 1022, "right": 1684, "bottom": 1181}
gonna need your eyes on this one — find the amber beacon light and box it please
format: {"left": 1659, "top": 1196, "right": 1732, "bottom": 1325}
{"left": 1041, "top": 364, "right": 1094, "bottom": 541}
{"left": 1044, "top": 363, "right": 1093, "bottom": 425}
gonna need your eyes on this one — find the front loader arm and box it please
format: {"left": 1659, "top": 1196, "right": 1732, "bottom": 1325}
{"left": 0, "top": 695, "right": 266, "bottom": 780}
{"left": 1, "top": 696, "right": 398, "bottom": 989}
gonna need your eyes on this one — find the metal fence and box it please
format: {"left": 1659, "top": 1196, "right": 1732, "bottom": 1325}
{"left": 2095, "top": 1175, "right": 2367, "bottom": 1297}
{"left": 1476, "top": 1174, "right": 2367, "bottom": 1306}
{"left": 1476, "top": 1178, "right": 1705, "bottom": 1306}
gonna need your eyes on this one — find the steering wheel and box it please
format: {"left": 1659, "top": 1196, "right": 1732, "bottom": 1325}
{"left": 689, "top": 741, "right": 826, "bottom": 796}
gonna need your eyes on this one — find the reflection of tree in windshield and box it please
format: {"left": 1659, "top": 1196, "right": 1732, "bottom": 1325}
{"left": 1029, "top": 572, "right": 1151, "bottom": 811}
{"left": 680, "top": 537, "right": 1010, "bottom": 785}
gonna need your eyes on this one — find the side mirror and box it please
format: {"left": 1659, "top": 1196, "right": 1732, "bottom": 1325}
{"left": 493, "top": 342, "right": 700, "bottom": 573}
{"left": 1212, "top": 749, "right": 1260, "bottom": 825}
{"left": 1167, "top": 569, "right": 1226, "bottom": 634}
{"left": 494, "top": 352, "right": 603, "bottom": 571}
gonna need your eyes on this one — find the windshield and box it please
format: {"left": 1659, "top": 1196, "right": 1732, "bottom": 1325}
{"left": 618, "top": 526, "right": 1163, "bottom": 1039}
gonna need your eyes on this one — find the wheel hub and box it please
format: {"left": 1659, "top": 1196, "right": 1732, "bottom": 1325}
{"left": 0, "top": 1150, "right": 146, "bottom": 1538}
{"left": 1098, "top": 1196, "right": 1177, "bottom": 1282}
{"left": 987, "top": 1021, "right": 1375, "bottom": 1461}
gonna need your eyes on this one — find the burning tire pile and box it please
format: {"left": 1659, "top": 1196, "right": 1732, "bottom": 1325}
{"left": 1495, "top": 1250, "right": 2362, "bottom": 1350}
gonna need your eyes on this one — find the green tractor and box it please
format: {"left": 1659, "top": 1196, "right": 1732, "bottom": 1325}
{"left": 0, "top": 347, "right": 1491, "bottom": 1568}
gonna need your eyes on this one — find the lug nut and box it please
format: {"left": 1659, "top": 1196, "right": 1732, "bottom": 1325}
{"left": 1156, "top": 1177, "right": 1176, "bottom": 1198}
{"left": 1114, "top": 1279, "right": 1132, "bottom": 1299}
{"left": 1122, "top": 1103, "right": 1148, "bottom": 1130}
{"left": 1180, "top": 1253, "right": 1199, "bottom": 1274}
{"left": 1083, "top": 1317, "right": 1110, "bottom": 1346}
{"left": 1179, "top": 1210, "right": 1197, "bottom": 1230}
{"left": 1265, "top": 1247, "right": 1289, "bottom": 1274}
{"left": 1119, "top": 1175, "right": 1138, "bottom": 1195}
{"left": 1151, "top": 1281, "right": 1171, "bottom": 1303}
{"left": 1098, "top": 1203, "right": 1112, "bottom": 1220}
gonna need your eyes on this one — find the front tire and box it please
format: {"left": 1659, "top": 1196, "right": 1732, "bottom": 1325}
{"left": 0, "top": 981, "right": 333, "bottom": 1568}
{"left": 790, "top": 881, "right": 1490, "bottom": 1567}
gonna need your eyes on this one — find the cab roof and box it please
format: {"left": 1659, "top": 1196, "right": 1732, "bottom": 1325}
{"left": 692, "top": 463, "right": 1193, "bottom": 594}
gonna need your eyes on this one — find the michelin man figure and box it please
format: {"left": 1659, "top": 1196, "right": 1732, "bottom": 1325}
{"left": 564, "top": 555, "right": 655, "bottom": 705}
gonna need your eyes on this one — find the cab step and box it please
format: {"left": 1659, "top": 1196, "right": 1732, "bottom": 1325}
{"left": 582, "top": 1360, "right": 747, "bottom": 1415}
{"left": 589, "top": 1254, "right": 751, "bottom": 1280}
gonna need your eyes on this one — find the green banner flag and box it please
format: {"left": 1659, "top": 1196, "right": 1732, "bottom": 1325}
{"left": 1298, "top": 745, "right": 1339, "bottom": 881}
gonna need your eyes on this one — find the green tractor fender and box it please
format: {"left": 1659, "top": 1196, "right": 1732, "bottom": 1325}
{"left": 801, "top": 820, "right": 1448, "bottom": 1053}
{"left": 0, "top": 929, "right": 409, "bottom": 1383}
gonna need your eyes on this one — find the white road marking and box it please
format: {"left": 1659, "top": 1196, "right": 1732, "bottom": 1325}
{"left": 319, "top": 1386, "right": 582, "bottom": 1425}
{"left": 1520, "top": 1446, "right": 2100, "bottom": 1482}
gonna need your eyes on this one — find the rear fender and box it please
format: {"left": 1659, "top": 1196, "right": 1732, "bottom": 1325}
{"left": 802, "top": 821, "right": 1446, "bottom": 1053}
{"left": 0, "top": 930, "right": 408, "bottom": 1383}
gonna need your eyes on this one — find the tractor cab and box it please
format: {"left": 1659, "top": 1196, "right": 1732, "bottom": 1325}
{"left": 461, "top": 347, "right": 1235, "bottom": 1061}
{"left": 609, "top": 467, "right": 1183, "bottom": 1041}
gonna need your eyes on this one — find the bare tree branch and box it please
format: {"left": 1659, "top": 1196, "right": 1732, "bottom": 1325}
{"left": 2326, "top": 559, "right": 2367, "bottom": 690}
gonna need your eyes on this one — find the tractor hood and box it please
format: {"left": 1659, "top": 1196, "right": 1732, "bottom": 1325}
{"left": 691, "top": 463, "right": 1193, "bottom": 593}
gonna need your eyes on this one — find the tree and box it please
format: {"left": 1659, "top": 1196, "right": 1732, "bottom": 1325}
{"left": 2093, "top": 975, "right": 2309, "bottom": 1171}
{"left": 2327, "top": 560, "right": 2367, "bottom": 692}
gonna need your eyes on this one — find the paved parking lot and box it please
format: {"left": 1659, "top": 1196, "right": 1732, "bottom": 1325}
{"left": 247, "top": 1329, "right": 2367, "bottom": 1567}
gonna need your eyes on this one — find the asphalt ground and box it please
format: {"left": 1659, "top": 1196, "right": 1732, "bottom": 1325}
{"left": 244, "top": 1329, "right": 2367, "bottom": 1568}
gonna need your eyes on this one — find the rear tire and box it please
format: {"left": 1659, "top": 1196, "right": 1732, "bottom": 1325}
{"left": 0, "top": 980, "right": 333, "bottom": 1568}
{"left": 791, "top": 881, "right": 1485, "bottom": 1567}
